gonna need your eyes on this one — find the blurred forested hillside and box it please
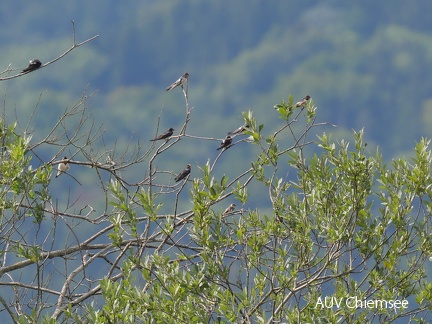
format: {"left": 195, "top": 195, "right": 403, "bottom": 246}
{"left": 1, "top": 0, "right": 432, "bottom": 206}
{"left": 1, "top": 3, "right": 432, "bottom": 321}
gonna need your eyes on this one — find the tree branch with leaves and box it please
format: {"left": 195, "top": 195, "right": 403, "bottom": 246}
{"left": 0, "top": 24, "right": 432, "bottom": 324}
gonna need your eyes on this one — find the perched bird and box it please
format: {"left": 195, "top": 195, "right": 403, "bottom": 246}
{"left": 106, "top": 154, "right": 116, "bottom": 169}
{"left": 294, "top": 95, "right": 311, "bottom": 108}
{"left": 56, "top": 157, "right": 70, "bottom": 178}
{"left": 216, "top": 135, "right": 232, "bottom": 150}
{"left": 174, "top": 164, "right": 191, "bottom": 182}
{"left": 228, "top": 124, "right": 250, "bottom": 136}
{"left": 22, "top": 59, "right": 42, "bottom": 73}
{"left": 150, "top": 128, "right": 174, "bottom": 141}
{"left": 166, "top": 72, "right": 189, "bottom": 91}
{"left": 223, "top": 203, "right": 236, "bottom": 216}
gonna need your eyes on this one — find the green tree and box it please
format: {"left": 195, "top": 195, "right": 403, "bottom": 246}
{"left": 67, "top": 92, "right": 431, "bottom": 322}
{"left": 1, "top": 26, "right": 432, "bottom": 324}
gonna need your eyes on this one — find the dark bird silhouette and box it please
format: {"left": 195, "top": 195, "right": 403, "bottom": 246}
{"left": 223, "top": 203, "right": 236, "bottom": 216}
{"left": 174, "top": 164, "right": 191, "bottom": 182}
{"left": 56, "top": 157, "right": 70, "bottom": 178}
{"left": 22, "top": 59, "right": 42, "bottom": 73}
{"left": 228, "top": 124, "right": 250, "bottom": 136}
{"left": 150, "top": 128, "right": 174, "bottom": 141}
{"left": 294, "top": 95, "right": 311, "bottom": 108}
{"left": 166, "top": 72, "right": 189, "bottom": 91}
{"left": 216, "top": 135, "right": 232, "bottom": 150}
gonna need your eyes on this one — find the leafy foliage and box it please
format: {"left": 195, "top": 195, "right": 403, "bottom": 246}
{"left": 1, "top": 5, "right": 432, "bottom": 322}
{"left": 0, "top": 80, "right": 431, "bottom": 322}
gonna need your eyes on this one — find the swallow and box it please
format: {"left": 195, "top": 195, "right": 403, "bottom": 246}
{"left": 228, "top": 124, "right": 250, "bottom": 136}
{"left": 174, "top": 164, "right": 191, "bottom": 182}
{"left": 56, "top": 156, "right": 70, "bottom": 178}
{"left": 106, "top": 154, "right": 116, "bottom": 169}
{"left": 216, "top": 135, "right": 232, "bottom": 150}
{"left": 223, "top": 203, "right": 236, "bottom": 216}
{"left": 22, "top": 59, "right": 42, "bottom": 73}
{"left": 294, "top": 95, "right": 311, "bottom": 108}
{"left": 166, "top": 72, "right": 189, "bottom": 91}
{"left": 150, "top": 128, "right": 174, "bottom": 141}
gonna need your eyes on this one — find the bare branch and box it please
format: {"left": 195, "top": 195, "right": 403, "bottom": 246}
{"left": 0, "top": 21, "right": 99, "bottom": 81}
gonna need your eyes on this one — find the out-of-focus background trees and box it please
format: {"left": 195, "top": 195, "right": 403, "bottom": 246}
{"left": 3, "top": 1, "right": 432, "bottom": 161}
{"left": 1, "top": 1, "right": 430, "bottom": 213}
{"left": 2, "top": 1, "right": 432, "bottom": 322}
